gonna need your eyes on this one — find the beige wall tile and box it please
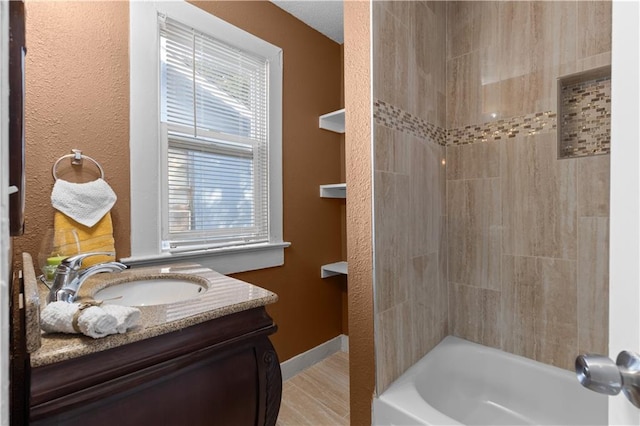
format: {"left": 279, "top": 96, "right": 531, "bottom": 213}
{"left": 414, "top": 68, "right": 436, "bottom": 125}
{"left": 446, "top": 0, "right": 609, "bottom": 122}
{"left": 376, "top": 302, "right": 413, "bottom": 393}
{"left": 374, "top": 124, "right": 394, "bottom": 173}
{"left": 448, "top": 178, "right": 502, "bottom": 290}
{"left": 447, "top": 51, "right": 480, "bottom": 128}
{"left": 374, "top": 124, "right": 411, "bottom": 175}
{"left": 578, "top": 154, "right": 610, "bottom": 217}
{"left": 412, "top": 2, "right": 437, "bottom": 77}
{"left": 410, "top": 139, "right": 442, "bottom": 256}
{"left": 436, "top": 145, "right": 447, "bottom": 217}
{"left": 374, "top": 170, "right": 397, "bottom": 252}
{"left": 499, "top": 2, "right": 533, "bottom": 81}
{"left": 446, "top": 141, "right": 501, "bottom": 180}
{"left": 371, "top": 0, "right": 612, "bottom": 390}
{"left": 577, "top": 217, "right": 609, "bottom": 355}
{"left": 501, "top": 255, "right": 578, "bottom": 370}
{"left": 435, "top": 12, "right": 447, "bottom": 88}
{"left": 373, "top": 5, "right": 410, "bottom": 110}
{"left": 499, "top": 70, "right": 552, "bottom": 119}
{"left": 397, "top": 171, "right": 411, "bottom": 253}
{"left": 503, "top": 332, "right": 577, "bottom": 371}
{"left": 447, "top": 1, "right": 475, "bottom": 60}
{"left": 397, "top": 132, "right": 412, "bottom": 176}
{"left": 439, "top": 218, "right": 448, "bottom": 291}
{"left": 475, "top": 2, "right": 500, "bottom": 59}
{"left": 375, "top": 247, "right": 408, "bottom": 313}
{"left": 443, "top": 1, "right": 593, "bottom": 124}
{"left": 449, "top": 282, "right": 501, "bottom": 347}
{"left": 374, "top": 171, "right": 409, "bottom": 312}
{"left": 411, "top": 296, "right": 448, "bottom": 364}
{"left": 578, "top": 52, "right": 612, "bottom": 72}
{"left": 498, "top": 74, "right": 528, "bottom": 119}
{"left": 578, "top": 1, "right": 612, "bottom": 60}
{"left": 434, "top": 223, "right": 449, "bottom": 344}
{"left": 374, "top": 134, "right": 447, "bottom": 388}
{"left": 373, "top": 0, "right": 448, "bottom": 389}
{"left": 410, "top": 253, "right": 439, "bottom": 302}
{"left": 437, "top": 91, "right": 447, "bottom": 129}
{"left": 502, "top": 133, "right": 577, "bottom": 259}
{"left": 410, "top": 1, "right": 446, "bottom": 123}
{"left": 480, "top": 73, "right": 502, "bottom": 123}
{"left": 531, "top": 1, "right": 577, "bottom": 77}
{"left": 408, "top": 248, "right": 448, "bottom": 363}
{"left": 384, "top": 0, "right": 412, "bottom": 26}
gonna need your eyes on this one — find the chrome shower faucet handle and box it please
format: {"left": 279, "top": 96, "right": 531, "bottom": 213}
{"left": 576, "top": 351, "right": 640, "bottom": 408}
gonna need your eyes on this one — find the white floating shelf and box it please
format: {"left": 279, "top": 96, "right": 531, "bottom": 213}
{"left": 321, "top": 261, "right": 348, "bottom": 278}
{"left": 320, "top": 183, "right": 346, "bottom": 198}
{"left": 319, "top": 108, "right": 345, "bottom": 134}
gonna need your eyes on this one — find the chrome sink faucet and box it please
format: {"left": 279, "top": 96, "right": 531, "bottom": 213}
{"left": 47, "top": 252, "right": 127, "bottom": 304}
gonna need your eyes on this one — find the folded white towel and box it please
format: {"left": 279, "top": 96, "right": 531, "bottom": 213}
{"left": 101, "top": 304, "right": 141, "bottom": 334}
{"left": 41, "top": 301, "right": 118, "bottom": 339}
{"left": 51, "top": 178, "right": 117, "bottom": 227}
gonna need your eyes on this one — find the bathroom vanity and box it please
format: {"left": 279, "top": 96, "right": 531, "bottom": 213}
{"left": 14, "top": 258, "right": 282, "bottom": 426}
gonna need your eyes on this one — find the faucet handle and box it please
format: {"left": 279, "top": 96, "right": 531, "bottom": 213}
{"left": 576, "top": 351, "right": 640, "bottom": 408}
{"left": 60, "top": 252, "right": 116, "bottom": 270}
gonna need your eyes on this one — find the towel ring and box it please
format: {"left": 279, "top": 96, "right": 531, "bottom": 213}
{"left": 52, "top": 149, "right": 105, "bottom": 181}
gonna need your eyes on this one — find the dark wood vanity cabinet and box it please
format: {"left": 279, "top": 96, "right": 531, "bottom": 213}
{"left": 28, "top": 307, "right": 282, "bottom": 426}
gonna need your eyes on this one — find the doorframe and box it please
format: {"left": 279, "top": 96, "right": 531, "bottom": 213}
{"left": 609, "top": 1, "right": 640, "bottom": 424}
{"left": 0, "top": 0, "right": 11, "bottom": 424}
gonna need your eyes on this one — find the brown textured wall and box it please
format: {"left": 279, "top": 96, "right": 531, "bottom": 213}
{"left": 190, "top": 1, "right": 345, "bottom": 362}
{"left": 16, "top": 0, "right": 344, "bottom": 363}
{"left": 344, "top": 1, "right": 374, "bottom": 424}
{"left": 14, "top": 1, "right": 130, "bottom": 263}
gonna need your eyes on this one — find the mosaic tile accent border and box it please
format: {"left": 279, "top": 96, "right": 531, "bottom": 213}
{"left": 448, "top": 111, "right": 558, "bottom": 145}
{"left": 559, "top": 76, "right": 611, "bottom": 158}
{"left": 374, "top": 100, "right": 447, "bottom": 146}
{"left": 374, "top": 97, "right": 610, "bottom": 158}
{"left": 374, "top": 101, "right": 558, "bottom": 148}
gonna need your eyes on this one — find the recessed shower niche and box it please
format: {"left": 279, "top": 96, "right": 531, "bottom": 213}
{"left": 558, "top": 66, "right": 611, "bottom": 159}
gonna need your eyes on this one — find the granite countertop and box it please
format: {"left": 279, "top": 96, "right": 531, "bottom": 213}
{"left": 28, "top": 261, "right": 278, "bottom": 368}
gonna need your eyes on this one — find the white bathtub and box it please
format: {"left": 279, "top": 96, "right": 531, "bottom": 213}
{"left": 373, "top": 336, "right": 607, "bottom": 425}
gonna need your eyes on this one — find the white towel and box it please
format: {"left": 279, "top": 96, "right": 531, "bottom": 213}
{"left": 41, "top": 301, "right": 118, "bottom": 339}
{"left": 101, "top": 305, "right": 141, "bottom": 334}
{"left": 51, "top": 178, "right": 117, "bottom": 227}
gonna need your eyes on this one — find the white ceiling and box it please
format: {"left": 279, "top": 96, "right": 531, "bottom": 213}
{"left": 270, "top": 0, "right": 344, "bottom": 44}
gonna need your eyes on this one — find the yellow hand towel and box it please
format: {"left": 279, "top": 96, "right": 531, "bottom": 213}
{"left": 53, "top": 211, "right": 116, "bottom": 267}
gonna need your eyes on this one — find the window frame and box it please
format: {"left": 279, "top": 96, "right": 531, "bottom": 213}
{"left": 128, "top": 0, "right": 287, "bottom": 274}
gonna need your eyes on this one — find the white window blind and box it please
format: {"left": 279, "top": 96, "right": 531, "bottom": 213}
{"left": 159, "top": 16, "right": 270, "bottom": 251}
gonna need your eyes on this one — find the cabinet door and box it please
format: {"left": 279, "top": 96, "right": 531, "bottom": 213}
{"left": 32, "top": 345, "right": 261, "bottom": 426}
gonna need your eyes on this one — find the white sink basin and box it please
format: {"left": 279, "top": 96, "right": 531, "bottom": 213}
{"left": 94, "top": 277, "right": 208, "bottom": 306}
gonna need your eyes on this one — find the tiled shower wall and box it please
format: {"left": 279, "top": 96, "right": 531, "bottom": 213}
{"left": 446, "top": 1, "right": 611, "bottom": 370}
{"left": 372, "top": 1, "right": 448, "bottom": 393}
{"left": 373, "top": 0, "right": 612, "bottom": 394}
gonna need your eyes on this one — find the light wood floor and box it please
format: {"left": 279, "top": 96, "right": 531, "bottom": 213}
{"left": 276, "top": 351, "right": 350, "bottom": 425}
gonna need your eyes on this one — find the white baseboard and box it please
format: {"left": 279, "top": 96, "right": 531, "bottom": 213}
{"left": 280, "top": 334, "right": 349, "bottom": 381}
{"left": 340, "top": 334, "right": 349, "bottom": 352}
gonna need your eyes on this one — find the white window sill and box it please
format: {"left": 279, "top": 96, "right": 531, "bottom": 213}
{"left": 120, "top": 242, "right": 291, "bottom": 275}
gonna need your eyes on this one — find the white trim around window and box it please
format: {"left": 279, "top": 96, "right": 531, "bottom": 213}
{"left": 127, "top": 0, "right": 288, "bottom": 274}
